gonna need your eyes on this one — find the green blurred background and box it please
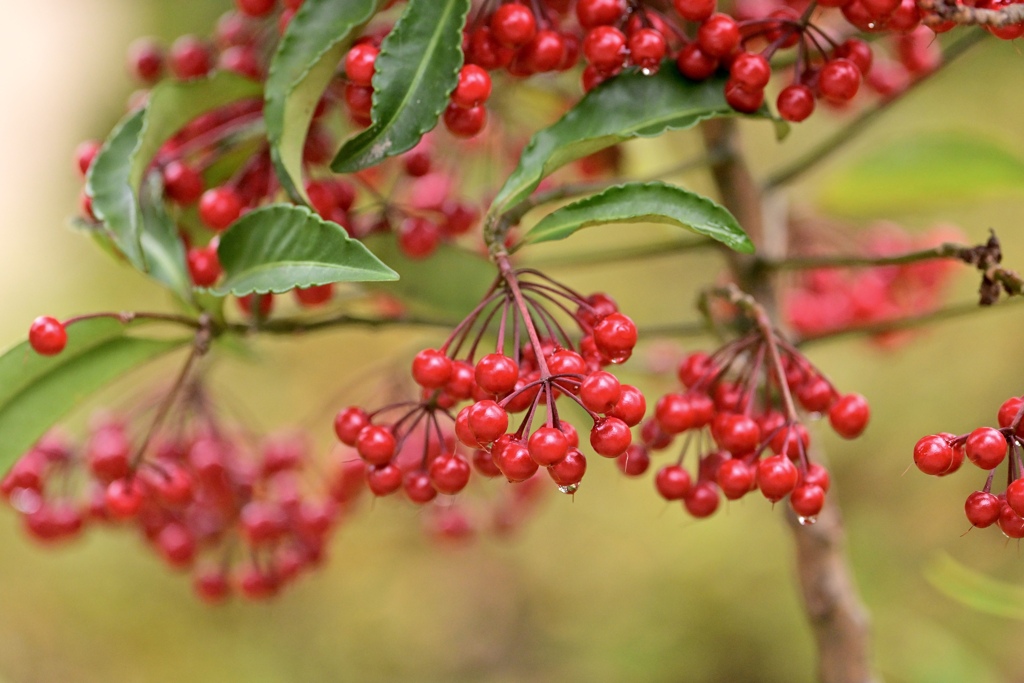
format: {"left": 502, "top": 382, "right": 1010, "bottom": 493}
{"left": 3, "top": 2, "right": 1024, "bottom": 681}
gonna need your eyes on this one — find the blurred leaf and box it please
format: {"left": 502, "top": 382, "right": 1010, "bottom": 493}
{"left": 0, "top": 319, "right": 188, "bottom": 469}
{"left": 138, "top": 175, "right": 192, "bottom": 302}
{"left": 489, "top": 70, "right": 785, "bottom": 218}
{"left": 332, "top": 0, "right": 470, "bottom": 173}
{"left": 86, "top": 72, "right": 262, "bottom": 270}
{"left": 362, "top": 235, "right": 495, "bottom": 318}
{"left": 265, "top": 0, "right": 385, "bottom": 201}
{"left": 925, "top": 553, "right": 1024, "bottom": 620}
{"left": 212, "top": 205, "right": 398, "bottom": 296}
{"left": 520, "top": 181, "right": 751, "bottom": 253}
{"left": 819, "top": 132, "right": 1024, "bottom": 215}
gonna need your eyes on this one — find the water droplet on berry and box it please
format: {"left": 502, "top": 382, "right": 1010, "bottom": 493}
{"left": 797, "top": 515, "right": 818, "bottom": 526}
{"left": 640, "top": 67, "right": 654, "bottom": 76}
{"left": 11, "top": 488, "right": 42, "bottom": 514}
{"left": 558, "top": 483, "right": 579, "bottom": 495}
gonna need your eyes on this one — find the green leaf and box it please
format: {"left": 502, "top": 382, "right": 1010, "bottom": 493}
{"left": 331, "top": 0, "right": 470, "bottom": 173}
{"left": 138, "top": 174, "right": 192, "bottom": 302}
{"left": 925, "top": 553, "right": 1024, "bottom": 620}
{"left": 362, "top": 235, "right": 495, "bottom": 319}
{"left": 521, "top": 181, "right": 752, "bottom": 253}
{"left": 212, "top": 204, "right": 399, "bottom": 296}
{"left": 819, "top": 131, "right": 1024, "bottom": 215}
{"left": 0, "top": 319, "right": 188, "bottom": 469}
{"left": 265, "top": 0, "right": 386, "bottom": 201}
{"left": 86, "top": 72, "right": 263, "bottom": 271}
{"left": 488, "top": 70, "right": 784, "bottom": 219}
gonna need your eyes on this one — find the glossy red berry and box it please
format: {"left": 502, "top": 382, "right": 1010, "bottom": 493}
{"left": 609, "top": 385, "right": 646, "bottom": 427}
{"left": 655, "top": 465, "right": 693, "bottom": 500}
{"left": 576, "top": 0, "right": 627, "bottom": 28}
{"left": 334, "top": 407, "right": 369, "bottom": 446}
{"left": 912, "top": 434, "right": 956, "bottom": 475}
{"left": 617, "top": 444, "right": 650, "bottom": 476}
{"left": 294, "top": 284, "right": 334, "bottom": 307}
{"left": 105, "top": 478, "right": 144, "bottom": 519}
{"left": 730, "top": 52, "right": 771, "bottom": 90}
{"left": 580, "top": 371, "right": 622, "bottom": 413}
{"left": 590, "top": 417, "right": 632, "bottom": 457}
{"left": 490, "top": 3, "right": 537, "bottom": 48}
{"left": 593, "top": 312, "right": 637, "bottom": 359}
{"left": 443, "top": 103, "right": 487, "bottom": 138}
{"left": 724, "top": 80, "right": 764, "bottom": 113}
{"left": 790, "top": 484, "right": 826, "bottom": 518}
{"left": 828, "top": 393, "right": 870, "bottom": 439}
{"left": 683, "top": 482, "right": 720, "bottom": 517}
{"left": 355, "top": 425, "right": 396, "bottom": 466}
{"left": 549, "top": 448, "right": 587, "bottom": 486}
{"left": 676, "top": 44, "right": 718, "bottom": 81}
{"left": 521, "top": 30, "right": 566, "bottom": 73}
{"left": 998, "top": 396, "right": 1024, "bottom": 435}
{"left": 528, "top": 426, "right": 569, "bottom": 466}
{"left": 169, "top": 35, "right": 212, "bottom": 80}
{"left": 28, "top": 317, "right": 67, "bottom": 356}
{"left": 163, "top": 160, "right": 205, "bottom": 204}
{"left": 198, "top": 187, "right": 243, "bottom": 231}
{"left": 999, "top": 504, "right": 1024, "bottom": 538}
{"left": 475, "top": 353, "right": 519, "bottom": 395}
{"left": 345, "top": 44, "right": 378, "bottom": 86}
{"left": 187, "top": 246, "right": 222, "bottom": 287}
{"left": 412, "top": 349, "right": 453, "bottom": 389}
{"left": 777, "top": 84, "right": 815, "bottom": 122}
{"left": 397, "top": 216, "right": 440, "bottom": 259}
{"left": 403, "top": 471, "right": 438, "bottom": 504}
{"left": 429, "top": 453, "right": 471, "bottom": 495}
{"left": 628, "top": 28, "right": 667, "bottom": 73}
{"left": 468, "top": 400, "right": 509, "bottom": 444}
{"left": 366, "top": 463, "right": 403, "bottom": 496}
{"left": 818, "top": 59, "right": 862, "bottom": 103}
{"left": 697, "top": 14, "right": 740, "bottom": 59}
{"left": 756, "top": 454, "right": 798, "bottom": 502}
{"left": 495, "top": 441, "right": 539, "bottom": 482}
{"left": 674, "top": 0, "right": 716, "bottom": 21}
{"left": 965, "top": 427, "right": 1007, "bottom": 470}
{"left": 583, "top": 26, "right": 627, "bottom": 73}
{"left": 716, "top": 459, "right": 755, "bottom": 500}
{"left": 964, "top": 491, "right": 1001, "bottom": 528}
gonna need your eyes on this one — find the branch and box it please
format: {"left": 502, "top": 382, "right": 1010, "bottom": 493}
{"left": 920, "top": 0, "right": 1024, "bottom": 27}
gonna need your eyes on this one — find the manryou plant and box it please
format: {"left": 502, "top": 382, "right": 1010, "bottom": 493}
{"left": 4, "top": 0, "right": 1024, "bottom": 680}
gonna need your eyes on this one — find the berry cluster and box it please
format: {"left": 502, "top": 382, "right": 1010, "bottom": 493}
{"left": 334, "top": 261, "right": 643, "bottom": 504}
{"left": 640, "top": 301, "right": 869, "bottom": 522}
{"left": 914, "top": 396, "right": 1024, "bottom": 538}
{"left": 1, "top": 386, "right": 342, "bottom": 602}
{"left": 784, "top": 223, "right": 963, "bottom": 345}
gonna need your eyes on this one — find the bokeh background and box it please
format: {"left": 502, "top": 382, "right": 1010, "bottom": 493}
{"left": 2, "top": 2, "right": 1024, "bottom": 682}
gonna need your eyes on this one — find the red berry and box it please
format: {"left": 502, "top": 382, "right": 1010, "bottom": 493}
{"left": 593, "top": 312, "right": 637, "bottom": 359}
{"left": 75, "top": 140, "right": 101, "bottom": 177}
{"left": 187, "top": 246, "right": 222, "bottom": 286}
{"left": 998, "top": 396, "right": 1024, "bottom": 435}
{"left": 674, "top": 0, "right": 716, "bottom": 22}
{"left": 712, "top": 413, "right": 761, "bottom": 454}
{"left": 656, "top": 465, "right": 693, "bottom": 500}
{"left": 818, "top": 59, "right": 862, "bottom": 103}
{"left": 628, "top": 28, "right": 667, "bottom": 73}
{"left": 163, "top": 160, "right": 205, "bottom": 205}
{"left": 105, "top": 478, "right": 144, "bottom": 519}
{"left": 345, "top": 44, "right": 379, "bottom": 86}
{"left": 127, "top": 38, "right": 165, "bottom": 83}
{"left": 490, "top": 3, "right": 537, "bottom": 48}
{"left": 913, "top": 434, "right": 956, "bottom": 476}
{"left": 397, "top": 216, "right": 440, "bottom": 259}
{"left": 835, "top": 38, "right": 873, "bottom": 75}
{"left": 789, "top": 484, "right": 826, "bottom": 518}
{"left": 169, "top": 35, "right": 212, "bottom": 80}
{"left": 475, "top": 353, "right": 519, "bottom": 395}
{"left": 576, "top": 0, "right": 626, "bottom": 28}
{"left": 528, "top": 426, "right": 570, "bottom": 466}
{"left": 730, "top": 52, "right": 771, "bottom": 90}
{"left": 443, "top": 103, "right": 487, "bottom": 138}
{"left": 334, "top": 407, "right": 369, "bottom": 446}
{"left": 28, "top": 316, "right": 67, "bottom": 356}
{"left": 366, "top": 463, "right": 403, "bottom": 496}
{"left": 777, "top": 84, "right": 815, "bottom": 122}
{"left": 495, "top": 441, "right": 539, "bottom": 482}
{"left": 724, "top": 80, "right": 764, "bottom": 113}
{"left": 590, "top": 417, "right": 632, "bottom": 457}
{"left": 294, "top": 284, "right": 334, "bottom": 307}
{"left": 194, "top": 570, "right": 230, "bottom": 604}
{"left": 617, "top": 444, "right": 650, "bottom": 476}
{"left": 198, "top": 187, "right": 243, "bottom": 231}
{"left": 404, "top": 471, "right": 438, "bottom": 504}
{"left": 716, "top": 458, "right": 755, "bottom": 500}
{"left": 828, "top": 393, "right": 869, "bottom": 439}
{"left": 697, "top": 14, "right": 740, "bottom": 59}
{"left": 964, "top": 491, "right": 1001, "bottom": 528}
{"left": 756, "top": 454, "right": 798, "bottom": 502}
{"left": 676, "top": 44, "right": 718, "bottom": 81}
{"left": 549, "top": 448, "right": 587, "bottom": 486}
{"left": 429, "top": 453, "right": 471, "bottom": 495}
{"left": 355, "top": 425, "right": 396, "bottom": 466}
{"left": 468, "top": 400, "right": 509, "bottom": 444}
{"left": 999, "top": 504, "right": 1024, "bottom": 539}
{"left": 683, "top": 481, "right": 720, "bottom": 517}
{"left": 583, "top": 26, "right": 627, "bottom": 73}
{"left": 412, "top": 349, "right": 453, "bottom": 389}
{"left": 236, "top": 0, "right": 276, "bottom": 17}
{"left": 520, "top": 30, "right": 566, "bottom": 73}
{"left": 608, "top": 385, "right": 646, "bottom": 427}
{"left": 965, "top": 427, "right": 1007, "bottom": 470}
{"left": 580, "top": 371, "right": 622, "bottom": 413}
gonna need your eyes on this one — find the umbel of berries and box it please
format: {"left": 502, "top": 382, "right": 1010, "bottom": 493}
{"left": 334, "top": 253, "right": 643, "bottom": 504}
{"left": 913, "top": 395, "right": 1024, "bottom": 538}
{"left": 644, "top": 285, "right": 869, "bottom": 523}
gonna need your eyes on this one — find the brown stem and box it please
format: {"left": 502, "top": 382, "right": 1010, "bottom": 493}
{"left": 702, "top": 118, "right": 878, "bottom": 683}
